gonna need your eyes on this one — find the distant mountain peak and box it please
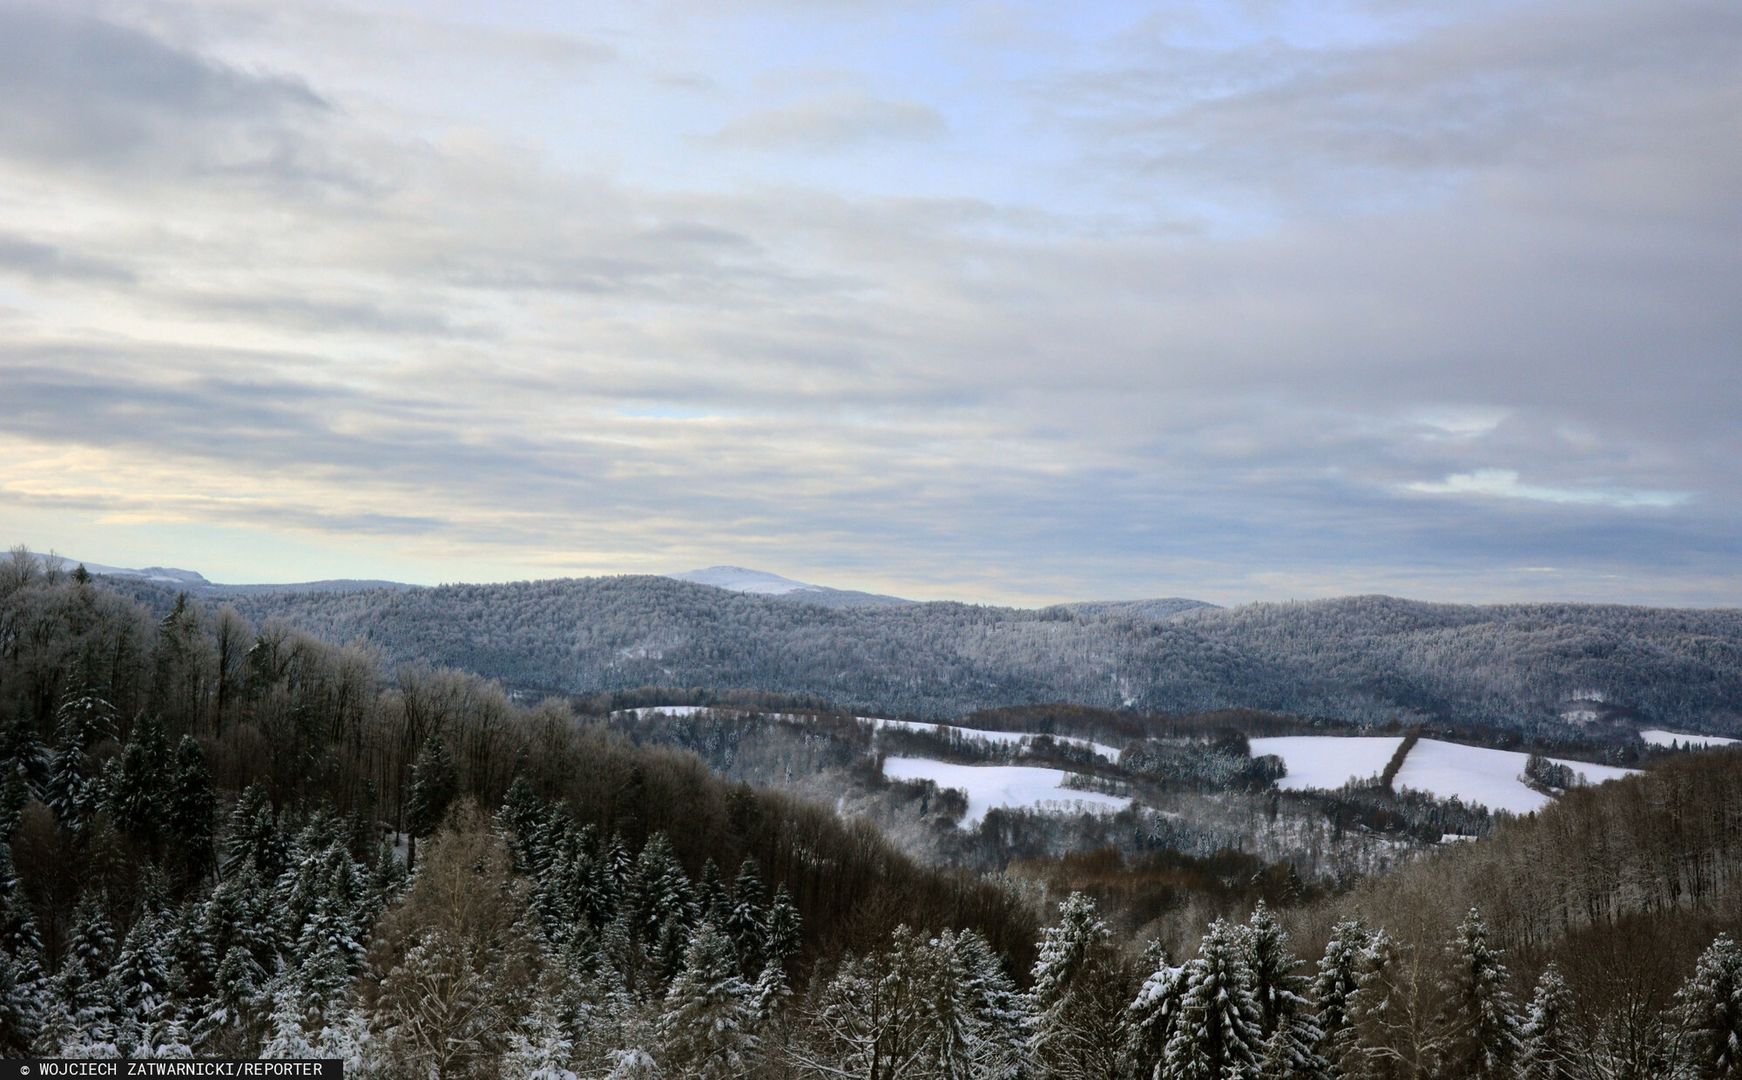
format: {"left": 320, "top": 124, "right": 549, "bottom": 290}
{"left": 666, "top": 565, "right": 911, "bottom": 608}
{"left": 669, "top": 566, "right": 825, "bottom": 595}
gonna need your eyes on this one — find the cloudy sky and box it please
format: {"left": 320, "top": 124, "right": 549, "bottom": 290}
{"left": 1, "top": 0, "right": 1737, "bottom": 606}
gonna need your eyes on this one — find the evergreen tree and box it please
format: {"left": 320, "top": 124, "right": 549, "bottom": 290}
{"left": 1027, "top": 892, "right": 1127, "bottom": 1080}
{"left": 1165, "top": 918, "right": 1263, "bottom": 1080}
{"left": 0, "top": 947, "right": 42, "bottom": 1055}
{"left": 727, "top": 856, "right": 767, "bottom": 974}
{"left": 697, "top": 860, "right": 730, "bottom": 926}
{"left": 223, "top": 785, "right": 286, "bottom": 883}
{"left": 1675, "top": 933, "right": 1742, "bottom": 1079}
{"left": 657, "top": 920, "right": 759, "bottom": 1080}
{"left": 1129, "top": 944, "right": 1187, "bottom": 1080}
{"left": 1311, "top": 918, "right": 1371, "bottom": 1065}
{"left": 1438, "top": 908, "right": 1520, "bottom": 1080}
{"left": 165, "top": 735, "right": 217, "bottom": 887}
{"left": 108, "top": 911, "right": 175, "bottom": 1057}
{"left": 406, "top": 735, "right": 458, "bottom": 839}
{"left": 194, "top": 946, "right": 264, "bottom": 1056}
{"left": 1519, "top": 962, "right": 1573, "bottom": 1080}
{"left": 504, "top": 996, "right": 580, "bottom": 1080}
{"left": 0, "top": 844, "right": 43, "bottom": 960}
{"left": 763, "top": 883, "right": 802, "bottom": 977}
{"left": 105, "top": 714, "right": 171, "bottom": 845}
{"left": 1240, "top": 902, "right": 1325, "bottom": 1078}
{"left": 67, "top": 895, "right": 118, "bottom": 978}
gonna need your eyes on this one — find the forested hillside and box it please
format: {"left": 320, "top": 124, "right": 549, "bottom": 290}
{"left": 4, "top": 554, "right": 1742, "bottom": 1075}
{"left": 103, "top": 567, "right": 1742, "bottom": 733}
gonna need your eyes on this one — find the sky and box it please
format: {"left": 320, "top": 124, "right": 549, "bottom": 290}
{"left": 0, "top": 0, "right": 1738, "bottom": 607}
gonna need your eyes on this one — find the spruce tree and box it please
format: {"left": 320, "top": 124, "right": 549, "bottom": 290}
{"left": 105, "top": 714, "right": 171, "bottom": 846}
{"left": 727, "top": 856, "right": 767, "bottom": 974}
{"left": 1439, "top": 907, "right": 1520, "bottom": 1080}
{"left": 166, "top": 735, "right": 217, "bottom": 887}
{"left": 1129, "top": 943, "right": 1186, "bottom": 1079}
{"left": 1311, "top": 918, "right": 1371, "bottom": 1065}
{"left": 1675, "top": 933, "right": 1742, "bottom": 1079}
{"left": 1519, "top": 962, "right": 1573, "bottom": 1080}
{"left": 108, "top": 911, "right": 175, "bottom": 1057}
{"left": 406, "top": 735, "right": 459, "bottom": 839}
{"left": 657, "top": 920, "right": 759, "bottom": 1080}
{"left": 0, "top": 947, "right": 41, "bottom": 1055}
{"left": 1027, "top": 892, "right": 1127, "bottom": 1080}
{"left": 1241, "top": 902, "right": 1325, "bottom": 1078}
{"left": 763, "top": 883, "right": 802, "bottom": 976}
{"left": 223, "top": 785, "right": 286, "bottom": 883}
{"left": 1165, "top": 918, "right": 1263, "bottom": 1080}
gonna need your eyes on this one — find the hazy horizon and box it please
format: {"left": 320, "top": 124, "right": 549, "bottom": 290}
{"left": 2, "top": 1, "right": 1737, "bottom": 608}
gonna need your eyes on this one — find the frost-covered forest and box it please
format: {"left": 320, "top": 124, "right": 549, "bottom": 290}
{"left": 5, "top": 552, "right": 1742, "bottom": 1076}
{"left": 103, "top": 571, "right": 1742, "bottom": 733}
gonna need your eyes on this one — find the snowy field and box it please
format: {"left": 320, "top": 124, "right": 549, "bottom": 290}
{"left": 1249, "top": 736, "right": 1404, "bottom": 791}
{"left": 617, "top": 706, "right": 1125, "bottom": 761}
{"left": 881, "top": 757, "right": 1133, "bottom": 827}
{"left": 1250, "top": 734, "right": 1637, "bottom": 814}
{"left": 1640, "top": 729, "right": 1739, "bottom": 749}
{"left": 1396, "top": 740, "right": 1634, "bottom": 814}
{"left": 870, "top": 717, "right": 1125, "bottom": 762}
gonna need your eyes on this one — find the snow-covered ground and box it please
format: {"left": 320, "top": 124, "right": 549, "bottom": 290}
{"left": 870, "top": 717, "right": 1124, "bottom": 762}
{"left": 1249, "top": 736, "right": 1404, "bottom": 791}
{"left": 1640, "top": 728, "right": 1739, "bottom": 749}
{"left": 668, "top": 566, "right": 822, "bottom": 595}
{"left": 1395, "top": 740, "right": 1635, "bottom": 815}
{"left": 881, "top": 757, "right": 1132, "bottom": 827}
{"left": 1250, "top": 734, "right": 1637, "bottom": 814}
{"left": 619, "top": 705, "right": 717, "bottom": 718}
{"left": 616, "top": 706, "right": 1125, "bottom": 762}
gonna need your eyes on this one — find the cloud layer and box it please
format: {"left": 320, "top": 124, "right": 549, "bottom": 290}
{"left": 0, "top": 0, "right": 1736, "bottom": 606}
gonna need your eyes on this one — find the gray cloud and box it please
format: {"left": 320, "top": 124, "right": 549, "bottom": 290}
{"left": 710, "top": 94, "right": 946, "bottom": 148}
{"left": 0, "top": 0, "right": 1735, "bottom": 605}
{"left": 0, "top": 233, "right": 135, "bottom": 284}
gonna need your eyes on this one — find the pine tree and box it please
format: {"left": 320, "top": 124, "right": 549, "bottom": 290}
{"left": 1519, "top": 962, "right": 1573, "bottom": 1080}
{"left": 1165, "top": 918, "right": 1263, "bottom": 1080}
{"left": 1027, "top": 892, "right": 1128, "bottom": 1080}
{"left": 657, "top": 920, "right": 759, "bottom": 1080}
{"left": 0, "top": 844, "right": 43, "bottom": 960}
{"left": 1241, "top": 902, "right": 1325, "bottom": 1078}
{"left": 1439, "top": 908, "right": 1520, "bottom": 1080}
{"left": 1675, "top": 933, "right": 1742, "bottom": 1079}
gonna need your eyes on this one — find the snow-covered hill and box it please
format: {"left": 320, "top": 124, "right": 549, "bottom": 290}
{"left": 667, "top": 566, "right": 910, "bottom": 608}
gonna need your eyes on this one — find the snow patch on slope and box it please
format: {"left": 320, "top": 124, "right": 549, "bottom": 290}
{"left": 1250, "top": 736, "right": 1404, "bottom": 792}
{"left": 1640, "top": 728, "right": 1739, "bottom": 749}
{"left": 881, "top": 757, "right": 1132, "bottom": 827}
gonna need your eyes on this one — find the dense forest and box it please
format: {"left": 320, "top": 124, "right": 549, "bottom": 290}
{"left": 98, "top": 568, "right": 1742, "bottom": 734}
{"left": 4, "top": 552, "right": 1742, "bottom": 1076}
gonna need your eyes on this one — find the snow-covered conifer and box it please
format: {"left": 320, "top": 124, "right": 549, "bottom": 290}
{"left": 1675, "top": 933, "right": 1742, "bottom": 1079}
{"left": 1439, "top": 907, "right": 1520, "bottom": 1080}
{"left": 656, "top": 920, "right": 759, "bottom": 1080}
{"left": 1164, "top": 918, "right": 1263, "bottom": 1080}
{"left": 1519, "top": 962, "right": 1573, "bottom": 1080}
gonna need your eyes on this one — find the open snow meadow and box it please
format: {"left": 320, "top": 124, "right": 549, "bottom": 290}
{"left": 1253, "top": 734, "right": 1637, "bottom": 814}
{"left": 880, "top": 757, "right": 1133, "bottom": 827}
{"left": 1640, "top": 728, "right": 1740, "bottom": 749}
{"left": 1248, "top": 736, "right": 1405, "bottom": 792}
